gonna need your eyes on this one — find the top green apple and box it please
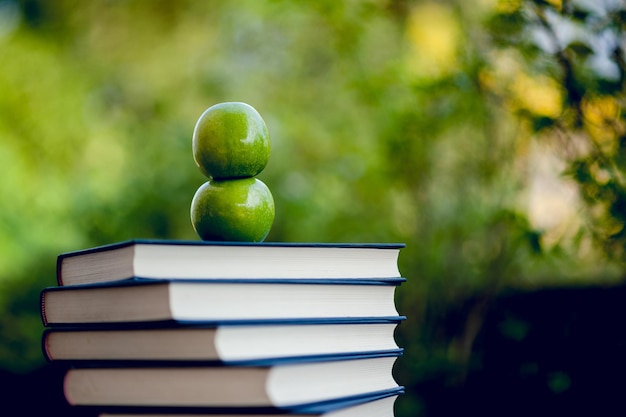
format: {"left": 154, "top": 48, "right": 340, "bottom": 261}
{"left": 192, "top": 102, "right": 270, "bottom": 180}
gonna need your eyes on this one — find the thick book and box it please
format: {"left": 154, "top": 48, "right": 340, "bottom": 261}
{"left": 42, "top": 318, "right": 404, "bottom": 363}
{"left": 56, "top": 239, "right": 405, "bottom": 286}
{"left": 40, "top": 278, "right": 404, "bottom": 326}
{"left": 62, "top": 352, "right": 402, "bottom": 409}
{"left": 95, "top": 390, "right": 400, "bottom": 416}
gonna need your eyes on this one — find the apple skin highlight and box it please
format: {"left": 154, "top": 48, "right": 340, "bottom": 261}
{"left": 191, "top": 177, "right": 275, "bottom": 242}
{"left": 192, "top": 102, "right": 270, "bottom": 180}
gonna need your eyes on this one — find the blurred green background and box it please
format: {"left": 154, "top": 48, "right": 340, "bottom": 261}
{"left": 1, "top": 0, "right": 626, "bottom": 415}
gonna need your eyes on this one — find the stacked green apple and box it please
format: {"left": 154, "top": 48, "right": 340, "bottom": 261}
{"left": 190, "top": 102, "right": 275, "bottom": 242}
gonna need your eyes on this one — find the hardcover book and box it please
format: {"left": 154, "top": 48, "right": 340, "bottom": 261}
{"left": 40, "top": 278, "right": 403, "bottom": 326}
{"left": 62, "top": 352, "right": 403, "bottom": 409}
{"left": 56, "top": 240, "right": 405, "bottom": 286}
{"left": 42, "top": 318, "right": 404, "bottom": 363}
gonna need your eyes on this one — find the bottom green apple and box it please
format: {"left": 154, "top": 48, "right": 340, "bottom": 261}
{"left": 190, "top": 177, "right": 275, "bottom": 242}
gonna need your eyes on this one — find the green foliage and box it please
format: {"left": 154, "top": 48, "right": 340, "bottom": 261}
{"left": 486, "top": 0, "right": 626, "bottom": 263}
{"left": 0, "top": 1, "right": 625, "bottom": 415}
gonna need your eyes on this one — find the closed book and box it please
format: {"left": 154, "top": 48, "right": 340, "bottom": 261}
{"left": 40, "top": 278, "right": 404, "bottom": 326}
{"left": 42, "top": 317, "right": 404, "bottom": 363}
{"left": 62, "top": 352, "right": 402, "bottom": 409}
{"left": 96, "top": 390, "right": 400, "bottom": 416}
{"left": 56, "top": 240, "right": 404, "bottom": 286}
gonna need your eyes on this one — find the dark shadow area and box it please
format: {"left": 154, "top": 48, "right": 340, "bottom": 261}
{"left": 0, "top": 362, "right": 96, "bottom": 416}
{"left": 468, "top": 283, "right": 626, "bottom": 416}
{"left": 400, "top": 282, "right": 626, "bottom": 416}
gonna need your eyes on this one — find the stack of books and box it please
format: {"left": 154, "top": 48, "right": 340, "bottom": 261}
{"left": 40, "top": 239, "right": 406, "bottom": 417}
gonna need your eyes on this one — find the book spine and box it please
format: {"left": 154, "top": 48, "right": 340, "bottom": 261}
{"left": 41, "top": 330, "right": 53, "bottom": 362}
{"left": 55, "top": 255, "right": 64, "bottom": 286}
{"left": 40, "top": 289, "right": 49, "bottom": 327}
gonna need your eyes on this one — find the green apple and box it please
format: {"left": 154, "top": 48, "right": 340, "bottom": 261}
{"left": 192, "top": 102, "right": 270, "bottom": 179}
{"left": 190, "top": 177, "right": 275, "bottom": 242}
